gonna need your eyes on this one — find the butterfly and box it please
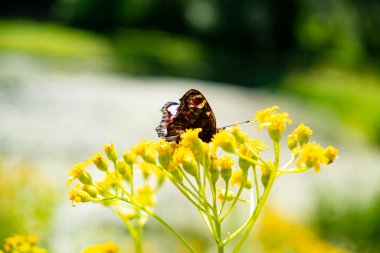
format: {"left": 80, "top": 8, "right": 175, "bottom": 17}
{"left": 156, "top": 89, "right": 217, "bottom": 143}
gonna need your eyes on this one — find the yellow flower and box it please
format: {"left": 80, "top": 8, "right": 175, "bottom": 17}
{"left": 122, "top": 151, "right": 136, "bottom": 166}
{"left": 103, "top": 143, "right": 118, "bottom": 163}
{"left": 238, "top": 139, "right": 267, "bottom": 170}
{"left": 296, "top": 142, "right": 329, "bottom": 172}
{"left": 2, "top": 235, "right": 47, "bottom": 253}
{"left": 155, "top": 140, "right": 175, "bottom": 169}
{"left": 81, "top": 241, "right": 119, "bottom": 253}
{"left": 131, "top": 140, "right": 156, "bottom": 164}
{"left": 67, "top": 160, "right": 92, "bottom": 186}
{"left": 96, "top": 174, "right": 116, "bottom": 195}
{"left": 171, "top": 146, "right": 198, "bottom": 177}
{"left": 218, "top": 155, "right": 234, "bottom": 168}
{"left": 91, "top": 152, "right": 108, "bottom": 172}
{"left": 180, "top": 128, "right": 208, "bottom": 163}
{"left": 80, "top": 184, "right": 98, "bottom": 198}
{"left": 230, "top": 126, "right": 248, "bottom": 144}
{"left": 287, "top": 134, "right": 298, "bottom": 150}
{"left": 139, "top": 161, "right": 165, "bottom": 181}
{"left": 180, "top": 128, "right": 202, "bottom": 148}
{"left": 292, "top": 123, "right": 313, "bottom": 145}
{"left": 116, "top": 160, "right": 132, "bottom": 182}
{"left": 26, "top": 235, "right": 38, "bottom": 245}
{"left": 253, "top": 105, "right": 292, "bottom": 141}
{"left": 69, "top": 184, "right": 93, "bottom": 205}
{"left": 260, "top": 161, "right": 274, "bottom": 187}
{"left": 219, "top": 155, "right": 234, "bottom": 182}
{"left": 134, "top": 184, "right": 156, "bottom": 206}
{"left": 217, "top": 187, "right": 235, "bottom": 201}
{"left": 209, "top": 156, "right": 220, "bottom": 183}
{"left": 211, "top": 130, "right": 236, "bottom": 155}
{"left": 230, "top": 169, "right": 252, "bottom": 189}
{"left": 245, "top": 139, "right": 267, "bottom": 156}
{"left": 324, "top": 145, "right": 338, "bottom": 164}
{"left": 230, "top": 169, "right": 243, "bottom": 187}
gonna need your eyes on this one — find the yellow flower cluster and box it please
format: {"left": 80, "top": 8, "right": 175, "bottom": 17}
{"left": 0, "top": 235, "right": 47, "bottom": 253}
{"left": 69, "top": 106, "right": 336, "bottom": 208}
{"left": 81, "top": 242, "right": 119, "bottom": 253}
{"left": 253, "top": 105, "right": 292, "bottom": 141}
{"left": 258, "top": 208, "right": 349, "bottom": 253}
{"left": 67, "top": 105, "right": 339, "bottom": 252}
{"left": 295, "top": 142, "right": 338, "bottom": 172}
{"left": 67, "top": 142, "right": 160, "bottom": 208}
{"left": 285, "top": 122, "right": 338, "bottom": 172}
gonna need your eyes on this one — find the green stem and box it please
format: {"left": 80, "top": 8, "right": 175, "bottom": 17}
{"left": 113, "top": 161, "right": 119, "bottom": 196}
{"left": 116, "top": 208, "right": 142, "bottom": 253}
{"left": 274, "top": 140, "right": 280, "bottom": 167}
{"left": 154, "top": 165, "right": 207, "bottom": 212}
{"left": 107, "top": 172, "right": 132, "bottom": 199}
{"left": 119, "top": 197, "right": 196, "bottom": 253}
{"left": 232, "top": 140, "right": 280, "bottom": 252}
{"left": 180, "top": 166, "right": 200, "bottom": 195}
{"left": 131, "top": 163, "right": 135, "bottom": 196}
{"left": 135, "top": 216, "right": 144, "bottom": 253}
{"left": 280, "top": 154, "right": 296, "bottom": 170}
{"left": 244, "top": 144, "right": 268, "bottom": 165}
{"left": 231, "top": 172, "right": 277, "bottom": 252}
{"left": 219, "top": 181, "right": 229, "bottom": 215}
{"left": 220, "top": 170, "right": 247, "bottom": 222}
{"left": 277, "top": 167, "right": 309, "bottom": 175}
{"left": 198, "top": 175, "right": 217, "bottom": 239}
{"left": 171, "top": 179, "right": 208, "bottom": 213}
{"left": 209, "top": 176, "right": 223, "bottom": 252}
{"left": 252, "top": 166, "right": 260, "bottom": 204}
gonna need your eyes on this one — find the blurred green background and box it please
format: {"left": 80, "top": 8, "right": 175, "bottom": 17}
{"left": 1, "top": 0, "right": 380, "bottom": 252}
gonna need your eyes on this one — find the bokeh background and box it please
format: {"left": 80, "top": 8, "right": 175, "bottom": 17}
{"left": 1, "top": 0, "right": 380, "bottom": 252}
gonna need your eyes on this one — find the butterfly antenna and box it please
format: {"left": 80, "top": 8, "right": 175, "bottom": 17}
{"left": 220, "top": 120, "right": 250, "bottom": 130}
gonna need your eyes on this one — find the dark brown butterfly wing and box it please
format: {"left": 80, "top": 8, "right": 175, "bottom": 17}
{"left": 156, "top": 89, "right": 217, "bottom": 143}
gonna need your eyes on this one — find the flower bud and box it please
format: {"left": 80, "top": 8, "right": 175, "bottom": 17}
{"left": 67, "top": 161, "right": 92, "bottom": 186}
{"left": 80, "top": 184, "right": 98, "bottom": 198}
{"left": 103, "top": 143, "right": 118, "bottom": 163}
{"left": 91, "top": 152, "right": 108, "bottom": 172}
{"left": 287, "top": 134, "right": 298, "bottom": 150}
{"left": 324, "top": 145, "right": 338, "bottom": 164}
{"left": 219, "top": 156, "right": 233, "bottom": 183}
{"left": 69, "top": 186, "right": 93, "bottom": 203}
{"left": 117, "top": 160, "right": 132, "bottom": 182}
{"left": 261, "top": 172, "right": 270, "bottom": 188}
{"left": 142, "top": 150, "right": 156, "bottom": 165}
{"left": 217, "top": 188, "right": 235, "bottom": 202}
{"left": 209, "top": 156, "right": 220, "bottom": 184}
{"left": 182, "top": 158, "right": 198, "bottom": 178}
{"left": 169, "top": 165, "right": 183, "bottom": 182}
{"left": 260, "top": 163, "right": 272, "bottom": 188}
{"left": 123, "top": 151, "right": 136, "bottom": 166}
{"left": 212, "top": 130, "right": 236, "bottom": 155}
{"left": 156, "top": 140, "right": 174, "bottom": 169}
{"left": 230, "top": 126, "right": 248, "bottom": 144}
{"left": 244, "top": 178, "right": 253, "bottom": 189}
{"left": 292, "top": 123, "right": 313, "bottom": 145}
{"left": 238, "top": 157, "right": 251, "bottom": 171}
{"left": 269, "top": 130, "right": 282, "bottom": 142}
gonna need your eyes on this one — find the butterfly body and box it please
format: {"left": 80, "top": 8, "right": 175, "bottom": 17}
{"left": 156, "top": 89, "right": 217, "bottom": 143}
